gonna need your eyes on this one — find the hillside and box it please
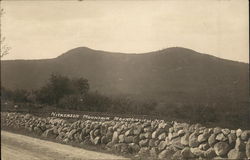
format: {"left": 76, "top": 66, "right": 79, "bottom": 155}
{"left": 1, "top": 47, "right": 249, "bottom": 105}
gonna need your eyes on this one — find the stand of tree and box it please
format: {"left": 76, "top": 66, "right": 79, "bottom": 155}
{"left": 1, "top": 74, "right": 249, "bottom": 129}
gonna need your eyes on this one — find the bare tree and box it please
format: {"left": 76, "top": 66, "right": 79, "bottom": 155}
{"left": 0, "top": 8, "right": 11, "bottom": 58}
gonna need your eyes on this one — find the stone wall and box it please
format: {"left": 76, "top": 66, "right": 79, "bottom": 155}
{"left": 1, "top": 112, "right": 250, "bottom": 159}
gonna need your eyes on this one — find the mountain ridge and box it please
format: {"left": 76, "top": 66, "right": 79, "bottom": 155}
{"left": 1, "top": 46, "right": 249, "bottom": 104}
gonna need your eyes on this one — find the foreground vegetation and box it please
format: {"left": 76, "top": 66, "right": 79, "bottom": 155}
{"left": 1, "top": 74, "right": 249, "bottom": 129}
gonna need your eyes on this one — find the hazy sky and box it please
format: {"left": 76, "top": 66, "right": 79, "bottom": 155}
{"left": 1, "top": 0, "right": 249, "bottom": 63}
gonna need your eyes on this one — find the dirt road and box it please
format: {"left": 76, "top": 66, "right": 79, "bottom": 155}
{"left": 1, "top": 131, "right": 129, "bottom": 160}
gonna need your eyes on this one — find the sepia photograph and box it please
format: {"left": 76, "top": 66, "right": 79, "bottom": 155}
{"left": 1, "top": 0, "right": 249, "bottom": 159}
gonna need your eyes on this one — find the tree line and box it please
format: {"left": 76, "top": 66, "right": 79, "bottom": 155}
{"left": 1, "top": 74, "right": 249, "bottom": 129}
{"left": 1, "top": 74, "right": 157, "bottom": 115}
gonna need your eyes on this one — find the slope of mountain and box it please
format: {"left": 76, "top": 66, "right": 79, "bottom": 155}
{"left": 1, "top": 47, "right": 249, "bottom": 104}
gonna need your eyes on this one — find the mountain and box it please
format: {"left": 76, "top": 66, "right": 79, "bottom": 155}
{"left": 1, "top": 47, "right": 249, "bottom": 104}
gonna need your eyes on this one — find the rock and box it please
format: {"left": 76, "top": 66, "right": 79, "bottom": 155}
{"left": 128, "top": 143, "right": 140, "bottom": 154}
{"left": 133, "top": 126, "right": 142, "bottom": 135}
{"left": 181, "top": 147, "right": 195, "bottom": 159}
{"left": 42, "top": 128, "right": 56, "bottom": 138}
{"left": 189, "top": 132, "right": 199, "bottom": 147}
{"left": 236, "top": 129, "right": 243, "bottom": 137}
{"left": 213, "top": 127, "right": 222, "bottom": 135}
{"left": 228, "top": 132, "right": 237, "bottom": 146}
{"left": 93, "top": 129, "right": 100, "bottom": 137}
{"left": 227, "top": 149, "right": 246, "bottom": 159}
{"left": 100, "top": 125, "right": 107, "bottom": 135}
{"left": 139, "top": 133, "right": 145, "bottom": 140}
{"left": 208, "top": 134, "right": 217, "bottom": 147}
{"left": 150, "top": 147, "right": 158, "bottom": 158}
{"left": 152, "top": 128, "right": 165, "bottom": 139}
{"left": 149, "top": 139, "right": 156, "bottom": 147}
{"left": 172, "top": 150, "right": 183, "bottom": 160}
{"left": 221, "top": 128, "right": 230, "bottom": 135}
{"left": 241, "top": 130, "right": 250, "bottom": 141}
{"left": 216, "top": 133, "right": 228, "bottom": 142}
{"left": 158, "top": 148, "right": 175, "bottom": 159}
{"left": 113, "top": 143, "right": 127, "bottom": 153}
{"left": 112, "top": 131, "right": 119, "bottom": 143}
{"left": 138, "top": 147, "right": 149, "bottom": 156}
{"left": 214, "top": 142, "right": 230, "bottom": 156}
{"left": 235, "top": 137, "right": 245, "bottom": 151}
{"left": 198, "top": 132, "right": 210, "bottom": 143}
{"left": 158, "top": 132, "right": 166, "bottom": 140}
{"left": 120, "top": 143, "right": 129, "bottom": 153}
{"left": 124, "top": 136, "right": 134, "bottom": 143}
{"left": 203, "top": 148, "right": 216, "bottom": 158}
{"left": 190, "top": 147, "right": 204, "bottom": 157}
{"left": 171, "top": 137, "right": 184, "bottom": 150}
{"left": 68, "top": 129, "right": 77, "bottom": 139}
{"left": 139, "top": 139, "right": 149, "bottom": 147}
{"left": 133, "top": 136, "right": 140, "bottom": 144}
{"left": 34, "top": 127, "right": 43, "bottom": 135}
{"left": 125, "top": 129, "right": 133, "bottom": 136}
{"left": 177, "top": 130, "right": 185, "bottom": 137}
{"left": 93, "top": 136, "right": 100, "bottom": 145}
{"left": 246, "top": 139, "right": 250, "bottom": 158}
{"left": 118, "top": 134, "right": 125, "bottom": 143}
{"left": 199, "top": 142, "right": 210, "bottom": 151}
{"left": 168, "top": 132, "right": 179, "bottom": 140}
{"left": 24, "top": 114, "right": 32, "bottom": 120}
{"left": 144, "top": 132, "right": 152, "bottom": 139}
{"left": 181, "top": 133, "right": 190, "bottom": 146}
{"left": 101, "top": 136, "right": 108, "bottom": 144}
{"left": 106, "top": 141, "right": 115, "bottom": 149}
{"left": 158, "top": 140, "right": 168, "bottom": 151}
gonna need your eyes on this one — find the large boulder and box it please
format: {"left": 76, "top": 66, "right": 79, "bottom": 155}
{"left": 158, "top": 132, "right": 166, "bottom": 140}
{"left": 152, "top": 128, "right": 165, "bottom": 139}
{"left": 189, "top": 132, "right": 199, "bottom": 147}
{"left": 246, "top": 139, "right": 250, "bottom": 159}
{"left": 42, "top": 128, "right": 56, "bottom": 138}
{"left": 190, "top": 147, "right": 204, "bottom": 157}
{"left": 124, "top": 136, "right": 134, "bottom": 143}
{"left": 213, "top": 127, "right": 222, "bottom": 135}
{"left": 228, "top": 132, "right": 237, "bottom": 146}
{"left": 101, "top": 136, "right": 108, "bottom": 144}
{"left": 138, "top": 147, "right": 150, "bottom": 156}
{"left": 214, "top": 142, "right": 230, "bottom": 156}
{"left": 112, "top": 131, "right": 119, "bottom": 143}
{"left": 241, "top": 130, "right": 250, "bottom": 141}
{"left": 118, "top": 134, "right": 125, "bottom": 143}
{"left": 128, "top": 143, "right": 140, "bottom": 154}
{"left": 208, "top": 134, "right": 217, "bottom": 147}
{"left": 158, "top": 140, "right": 168, "bottom": 151}
{"left": 93, "top": 136, "right": 101, "bottom": 145}
{"left": 133, "top": 126, "right": 142, "bottom": 135}
{"left": 158, "top": 147, "right": 175, "bottom": 159}
{"left": 203, "top": 148, "right": 216, "bottom": 158}
{"left": 198, "top": 131, "right": 210, "bottom": 143}
{"left": 199, "top": 142, "right": 210, "bottom": 151}
{"left": 236, "top": 129, "right": 243, "bottom": 137}
{"left": 227, "top": 149, "right": 246, "bottom": 159}
{"left": 181, "top": 133, "right": 190, "bottom": 146}
{"left": 216, "top": 133, "right": 228, "bottom": 142}
{"left": 139, "top": 139, "right": 149, "bottom": 147}
{"left": 235, "top": 137, "right": 245, "bottom": 151}
{"left": 181, "top": 147, "right": 195, "bottom": 159}
{"left": 149, "top": 147, "right": 159, "bottom": 158}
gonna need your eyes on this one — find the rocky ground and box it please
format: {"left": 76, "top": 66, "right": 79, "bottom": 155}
{"left": 1, "top": 112, "right": 250, "bottom": 159}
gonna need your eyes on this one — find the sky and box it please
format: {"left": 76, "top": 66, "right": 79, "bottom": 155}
{"left": 0, "top": 0, "right": 249, "bottom": 63}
